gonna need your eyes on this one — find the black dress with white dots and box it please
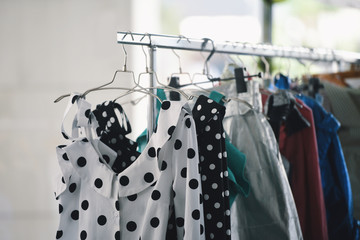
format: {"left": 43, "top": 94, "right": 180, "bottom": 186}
{"left": 54, "top": 94, "right": 205, "bottom": 240}
{"left": 92, "top": 101, "right": 139, "bottom": 173}
{"left": 166, "top": 95, "right": 232, "bottom": 240}
{"left": 192, "top": 95, "right": 232, "bottom": 240}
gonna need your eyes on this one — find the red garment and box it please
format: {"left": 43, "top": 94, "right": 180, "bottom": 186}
{"left": 279, "top": 99, "right": 328, "bottom": 240}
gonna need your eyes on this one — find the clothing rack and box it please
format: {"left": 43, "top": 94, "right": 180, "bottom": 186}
{"left": 116, "top": 31, "right": 360, "bottom": 136}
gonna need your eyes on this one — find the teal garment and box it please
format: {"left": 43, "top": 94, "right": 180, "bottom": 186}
{"left": 226, "top": 139, "right": 250, "bottom": 205}
{"left": 209, "top": 91, "right": 250, "bottom": 206}
{"left": 136, "top": 89, "right": 166, "bottom": 152}
{"left": 208, "top": 91, "right": 226, "bottom": 105}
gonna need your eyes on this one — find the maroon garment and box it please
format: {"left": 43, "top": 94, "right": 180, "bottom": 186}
{"left": 279, "top": 99, "right": 328, "bottom": 240}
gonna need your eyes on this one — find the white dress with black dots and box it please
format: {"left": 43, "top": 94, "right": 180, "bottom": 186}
{"left": 54, "top": 95, "right": 205, "bottom": 240}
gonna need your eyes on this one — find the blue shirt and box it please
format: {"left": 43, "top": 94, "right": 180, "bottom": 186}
{"left": 297, "top": 94, "right": 359, "bottom": 240}
{"left": 275, "top": 73, "right": 291, "bottom": 90}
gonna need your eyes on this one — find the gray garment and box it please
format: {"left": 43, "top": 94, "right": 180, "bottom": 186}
{"left": 213, "top": 82, "right": 303, "bottom": 240}
{"left": 281, "top": 154, "right": 291, "bottom": 180}
{"left": 323, "top": 81, "right": 360, "bottom": 219}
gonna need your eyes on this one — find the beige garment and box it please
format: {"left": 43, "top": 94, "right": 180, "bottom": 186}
{"left": 323, "top": 81, "right": 360, "bottom": 219}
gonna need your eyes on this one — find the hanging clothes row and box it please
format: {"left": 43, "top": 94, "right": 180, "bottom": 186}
{"left": 268, "top": 74, "right": 360, "bottom": 240}
{"left": 52, "top": 32, "right": 360, "bottom": 240}
{"left": 319, "top": 80, "right": 360, "bottom": 223}
{"left": 53, "top": 88, "right": 302, "bottom": 240}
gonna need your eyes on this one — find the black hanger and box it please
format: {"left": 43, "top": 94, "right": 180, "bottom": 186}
{"left": 168, "top": 76, "right": 181, "bottom": 100}
{"left": 235, "top": 67, "right": 247, "bottom": 93}
{"left": 202, "top": 38, "right": 216, "bottom": 75}
{"left": 308, "top": 77, "right": 324, "bottom": 98}
{"left": 202, "top": 38, "right": 262, "bottom": 87}
{"left": 300, "top": 77, "right": 324, "bottom": 98}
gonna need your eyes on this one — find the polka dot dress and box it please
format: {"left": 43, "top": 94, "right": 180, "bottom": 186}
{"left": 192, "top": 95, "right": 232, "bottom": 240}
{"left": 92, "top": 101, "right": 139, "bottom": 173}
{"left": 54, "top": 94, "right": 205, "bottom": 240}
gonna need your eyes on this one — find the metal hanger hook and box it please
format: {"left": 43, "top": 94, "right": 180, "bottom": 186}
{"left": 172, "top": 49, "right": 182, "bottom": 73}
{"left": 177, "top": 35, "right": 191, "bottom": 44}
{"left": 139, "top": 33, "right": 152, "bottom": 72}
{"left": 141, "top": 45, "right": 149, "bottom": 73}
{"left": 221, "top": 41, "right": 235, "bottom": 64}
{"left": 231, "top": 42, "right": 245, "bottom": 68}
{"left": 198, "top": 51, "right": 206, "bottom": 74}
{"left": 122, "top": 44, "right": 128, "bottom": 71}
{"left": 260, "top": 56, "right": 270, "bottom": 79}
{"left": 140, "top": 32, "right": 152, "bottom": 45}
{"left": 201, "top": 38, "right": 216, "bottom": 76}
{"left": 121, "top": 31, "right": 135, "bottom": 41}
{"left": 120, "top": 31, "right": 134, "bottom": 71}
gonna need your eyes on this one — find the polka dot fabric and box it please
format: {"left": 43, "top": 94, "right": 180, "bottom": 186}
{"left": 192, "top": 95, "right": 232, "bottom": 240}
{"left": 92, "top": 101, "right": 139, "bottom": 173}
{"left": 54, "top": 95, "right": 205, "bottom": 240}
{"left": 55, "top": 145, "right": 121, "bottom": 240}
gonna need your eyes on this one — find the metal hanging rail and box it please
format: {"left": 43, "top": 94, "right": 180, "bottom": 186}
{"left": 117, "top": 31, "right": 360, "bottom": 63}
{"left": 116, "top": 31, "right": 360, "bottom": 137}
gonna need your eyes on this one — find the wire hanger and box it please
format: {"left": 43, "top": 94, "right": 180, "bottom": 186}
{"left": 191, "top": 38, "right": 216, "bottom": 83}
{"left": 136, "top": 33, "right": 194, "bottom": 101}
{"left": 295, "top": 58, "right": 324, "bottom": 99}
{"left": 177, "top": 38, "right": 216, "bottom": 91}
{"left": 113, "top": 46, "right": 191, "bottom": 102}
{"left": 167, "top": 43, "right": 195, "bottom": 100}
{"left": 106, "top": 43, "right": 163, "bottom": 104}
{"left": 53, "top": 64, "right": 140, "bottom": 103}
{"left": 88, "top": 32, "right": 163, "bottom": 104}
{"left": 275, "top": 47, "right": 292, "bottom": 78}
{"left": 193, "top": 39, "right": 255, "bottom": 108}
{"left": 169, "top": 36, "right": 193, "bottom": 83}
{"left": 260, "top": 56, "right": 271, "bottom": 80}
{"left": 54, "top": 32, "right": 162, "bottom": 104}
{"left": 82, "top": 46, "right": 139, "bottom": 97}
{"left": 203, "top": 39, "right": 262, "bottom": 83}
{"left": 284, "top": 50, "right": 291, "bottom": 77}
{"left": 219, "top": 42, "right": 242, "bottom": 79}
{"left": 220, "top": 41, "right": 239, "bottom": 67}
{"left": 54, "top": 32, "right": 135, "bottom": 103}
{"left": 296, "top": 57, "right": 319, "bottom": 83}
{"left": 222, "top": 95, "right": 254, "bottom": 110}
{"left": 169, "top": 49, "right": 193, "bottom": 83}
{"left": 166, "top": 39, "right": 209, "bottom": 94}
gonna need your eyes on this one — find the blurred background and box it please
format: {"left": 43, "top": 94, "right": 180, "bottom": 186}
{"left": 0, "top": 0, "right": 359, "bottom": 239}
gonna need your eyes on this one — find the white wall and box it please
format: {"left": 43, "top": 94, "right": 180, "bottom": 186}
{"left": 0, "top": 0, "right": 267, "bottom": 239}
{"left": 0, "top": 1, "right": 133, "bottom": 239}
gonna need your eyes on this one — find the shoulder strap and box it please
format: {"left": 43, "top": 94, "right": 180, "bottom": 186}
{"left": 136, "top": 88, "right": 167, "bottom": 152}
{"left": 60, "top": 93, "right": 96, "bottom": 140}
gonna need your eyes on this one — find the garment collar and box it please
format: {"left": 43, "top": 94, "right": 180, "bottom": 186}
{"left": 63, "top": 99, "right": 190, "bottom": 198}
{"left": 297, "top": 94, "right": 340, "bottom": 133}
{"left": 192, "top": 95, "right": 226, "bottom": 134}
{"left": 266, "top": 91, "right": 311, "bottom": 137}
